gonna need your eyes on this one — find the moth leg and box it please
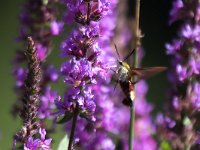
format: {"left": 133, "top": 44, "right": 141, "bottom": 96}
{"left": 113, "top": 79, "right": 119, "bottom": 92}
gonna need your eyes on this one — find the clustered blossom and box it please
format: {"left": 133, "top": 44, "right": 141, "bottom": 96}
{"left": 57, "top": 0, "right": 111, "bottom": 123}
{"left": 157, "top": 0, "right": 200, "bottom": 149}
{"left": 61, "top": 0, "right": 157, "bottom": 148}
{"left": 24, "top": 128, "right": 52, "bottom": 150}
{"left": 56, "top": 0, "right": 120, "bottom": 149}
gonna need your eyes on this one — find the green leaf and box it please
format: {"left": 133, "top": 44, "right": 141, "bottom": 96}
{"left": 183, "top": 116, "right": 191, "bottom": 126}
{"left": 57, "top": 134, "right": 69, "bottom": 150}
{"left": 42, "top": 0, "right": 48, "bottom": 5}
{"left": 160, "top": 141, "right": 172, "bottom": 150}
{"left": 57, "top": 113, "right": 74, "bottom": 124}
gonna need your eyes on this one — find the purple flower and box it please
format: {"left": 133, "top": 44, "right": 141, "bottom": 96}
{"left": 38, "top": 128, "right": 52, "bottom": 150}
{"left": 172, "top": 96, "right": 180, "bottom": 110}
{"left": 176, "top": 64, "right": 188, "bottom": 81}
{"left": 58, "top": 0, "right": 111, "bottom": 123}
{"left": 156, "top": 113, "right": 176, "bottom": 129}
{"left": 24, "top": 128, "right": 52, "bottom": 150}
{"left": 189, "top": 83, "right": 200, "bottom": 109}
{"left": 165, "top": 39, "right": 182, "bottom": 55}
{"left": 61, "top": 57, "right": 97, "bottom": 86}
{"left": 46, "top": 65, "right": 58, "bottom": 82}
{"left": 13, "top": 67, "right": 27, "bottom": 88}
{"left": 85, "top": 132, "right": 115, "bottom": 150}
{"left": 39, "top": 87, "right": 58, "bottom": 119}
{"left": 24, "top": 137, "right": 40, "bottom": 150}
{"left": 169, "top": 0, "right": 183, "bottom": 23}
{"left": 36, "top": 43, "right": 48, "bottom": 61}
{"left": 50, "top": 21, "right": 63, "bottom": 36}
{"left": 181, "top": 24, "right": 200, "bottom": 42}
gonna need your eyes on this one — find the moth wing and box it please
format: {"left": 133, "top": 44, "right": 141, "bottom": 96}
{"left": 130, "top": 67, "right": 167, "bottom": 82}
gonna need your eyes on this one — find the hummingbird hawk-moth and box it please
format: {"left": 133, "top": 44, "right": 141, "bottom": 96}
{"left": 114, "top": 44, "right": 166, "bottom": 106}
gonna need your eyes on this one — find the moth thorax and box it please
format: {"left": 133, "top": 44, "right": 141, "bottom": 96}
{"left": 117, "top": 66, "right": 129, "bottom": 82}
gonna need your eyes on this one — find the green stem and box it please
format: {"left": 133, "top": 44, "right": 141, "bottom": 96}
{"left": 129, "top": 105, "right": 135, "bottom": 150}
{"left": 129, "top": 0, "right": 140, "bottom": 150}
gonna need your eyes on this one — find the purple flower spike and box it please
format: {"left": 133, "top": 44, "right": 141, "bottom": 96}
{"left": 157, "top": 1, "right": 200, "bottom": 149}
{"left": 57, "top": 0, "right": 122, "bottom": 149}
{"left": 58, "top": 0, "right": 112, "bottom": 124}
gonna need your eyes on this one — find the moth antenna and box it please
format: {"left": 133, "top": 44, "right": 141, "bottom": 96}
{"left": 123, "top": 49, "right": 135, "bottom": 61}
{"left": 114, "top": 43, "right": 121, "bottom": 60}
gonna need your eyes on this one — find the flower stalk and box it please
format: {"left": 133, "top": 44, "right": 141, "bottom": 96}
{"left": 129, "top": 0, "right": 141, "bottom": 149}
{"left": 15, "top": 37, "right": 41, "bottom": 144}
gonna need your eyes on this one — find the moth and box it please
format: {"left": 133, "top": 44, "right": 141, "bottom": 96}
{"left": 114, "top": 44, "right": 166, "bottom": 106}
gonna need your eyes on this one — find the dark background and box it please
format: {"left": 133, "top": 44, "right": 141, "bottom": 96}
{"left": 0, "top": 0, "right": 175, "bottom": 149}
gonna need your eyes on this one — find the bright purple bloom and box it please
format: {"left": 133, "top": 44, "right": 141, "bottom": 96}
{"left": 59, "top": 0, "right": 157, "bottom": 149}
{"left": 24, "top": 128, "right": 52, "bottom": 150}
{"left": 181, "top": 24, "right": 200, "bottom": 42}
{"left": 58, "top": 0, "right": 111, "bottom": 123}
{"left": 24, "top": 137, "right": 40, "bottom": 150}
{"left": 38, "top": 128, "right": 52, "bottom": 150}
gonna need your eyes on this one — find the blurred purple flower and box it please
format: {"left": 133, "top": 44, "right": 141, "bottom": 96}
{"left": 39, "top": 87, "right": 58, "bottom": 119}
{"left": 46, "top": 65, "right": 59, "bottom": 82}
{"left": 169, "top": 0, "right": 183, "bottom": 23}
{"left": 36, "top": 43, "right": 48, "bottom": 61}
{"left": 50, "top": 21, "right": 63, "bottom": 36}
{"left": 157, "top": 0, "right": 200, "bottom": 149}
{"left": 181, "top": 24, "right": 200, "bottom": 42}
{"left": 13, "top": 67, "right": 27, "bottom": 88}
